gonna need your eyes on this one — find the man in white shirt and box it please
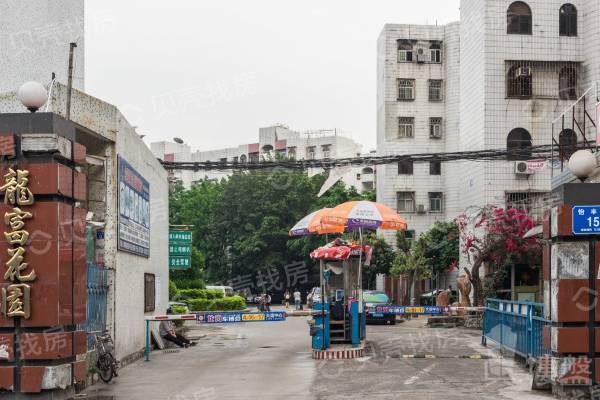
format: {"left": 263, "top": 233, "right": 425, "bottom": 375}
{"left": 293, "top": 289, "right": 302, "bottom": 310}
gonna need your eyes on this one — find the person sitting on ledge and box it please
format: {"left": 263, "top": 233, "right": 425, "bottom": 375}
{"left": 159, "top": 309, "right": 196, "bottom": 348}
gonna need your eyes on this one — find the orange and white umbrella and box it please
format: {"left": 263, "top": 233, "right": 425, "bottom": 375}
{"left": 289, "top": 208, "right": 344, "bottom": 237}
{"left": 322, "top": 201, "right": 407, "bottom": 232}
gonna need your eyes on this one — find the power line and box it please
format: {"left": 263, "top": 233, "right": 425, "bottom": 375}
{"left": 160, "top": 143, "right": 592, "bottom": 171}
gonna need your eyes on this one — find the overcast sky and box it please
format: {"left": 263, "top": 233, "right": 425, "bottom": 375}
{"left": 85, "top": 0, "right": 460, "bottom": 152}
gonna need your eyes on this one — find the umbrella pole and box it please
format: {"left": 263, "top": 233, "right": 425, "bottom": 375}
{"left": 358, "top": 227, "right": 363, "bottom": 314}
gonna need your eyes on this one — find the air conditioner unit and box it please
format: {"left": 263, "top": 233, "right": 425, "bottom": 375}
{"left": 516, "top": 66, "right": 532, "bottom": 78}
{"left": 515, "top": 161, "right": 535, "bottom": 175}
{"left": 417, "top": 204, "right": 426, "bottom": 214}
{"left": 416, "top": 47, "right": 428, "bottom": 63}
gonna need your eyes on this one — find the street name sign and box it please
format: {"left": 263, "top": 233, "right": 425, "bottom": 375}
{"left": 572, "top": 205, "right": 600, "bottom": 235}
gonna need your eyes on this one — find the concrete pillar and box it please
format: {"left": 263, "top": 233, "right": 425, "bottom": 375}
{"left": 0, "top": 116, "right": 88, "bottom": 398}
{"left": 544, "top": 183, "right": 600, "bottom": 398}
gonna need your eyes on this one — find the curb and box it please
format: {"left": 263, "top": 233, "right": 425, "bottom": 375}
{"left": 313, "top": 348, "right": 365, "bottom": 360}
{"left": 385, "top": 354, "right": 495, "bottom": 359}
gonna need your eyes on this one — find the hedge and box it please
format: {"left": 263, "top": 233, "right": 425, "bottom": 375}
{"left": 177, "top": 289, "right": 224, "bottom": 301}
{"left": 187, "top": 296, "right": 246, "bottom": 311}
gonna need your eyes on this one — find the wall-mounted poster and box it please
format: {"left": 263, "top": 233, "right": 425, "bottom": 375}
{"left": 118, "top": 156, "right": 150, "bottom": 257}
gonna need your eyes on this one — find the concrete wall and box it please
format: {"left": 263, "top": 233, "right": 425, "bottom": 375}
{"left": 0, "top": 0, "right": 85, "bottom": 93}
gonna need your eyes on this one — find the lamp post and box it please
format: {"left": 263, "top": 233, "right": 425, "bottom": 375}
{"left": 17, "top": 81, "right": 48, "bottom": 113}
{"left": 568, "top": 149, "right": 597, "bottom": 182}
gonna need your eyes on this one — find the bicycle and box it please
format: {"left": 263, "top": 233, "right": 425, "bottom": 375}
{"left": 93, "top": 331, "right": 119, "bottom": 383}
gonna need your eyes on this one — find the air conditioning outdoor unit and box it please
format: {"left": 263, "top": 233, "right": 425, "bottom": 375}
{"left": 516, "top": 66, "right": 532, "bottom": 78}
{"left": 515, "top": 161, "right": 535, "bottom": 175}
{"left": 417, "top": 204, "right": 426, "bottom": 214}
{"left": 416, "top": 47, "right": 428, "bottom": 63}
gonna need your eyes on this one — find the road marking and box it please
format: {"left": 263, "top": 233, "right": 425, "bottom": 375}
{"left": 403, "top": 363, "right": 437, "bottom": 385}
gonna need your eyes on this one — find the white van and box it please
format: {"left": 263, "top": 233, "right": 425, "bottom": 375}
{"left": 206, "top": 285, "right": 234, "bottom": 297}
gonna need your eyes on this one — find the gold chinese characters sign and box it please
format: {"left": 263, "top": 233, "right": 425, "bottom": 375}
{"left": 0, "top": 168, "right": 35, "bottom": 319}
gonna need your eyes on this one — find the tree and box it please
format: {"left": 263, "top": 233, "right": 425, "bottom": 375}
{"left": 416, "top": 222, "right": 459, "bottom": 290}
{"left": 455, "top": 206, "right": 540, "bottom": 306}
{"left": 390, "top": 232, "right": 429, "bottom": 303}
{"left": 362, "top": 235, "right": 395, "bottom": 290}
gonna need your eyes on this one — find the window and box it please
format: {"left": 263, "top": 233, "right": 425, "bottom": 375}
{"left": 249, "top": 153, "right": 259, "bottom": 163}
{"left": 507, "top": 2, "right": 532, "bottom": 35}
{"left": 429, "top": 161, "right": 441, "bottom": 175}
{"left": 306, "top": 146, "right": 316, "bottom": 160}
{"left": 397, "top": 40, "right": 413, "bottom": 62}
{"left": 398, "top": 79, "right": 415, "bottom": 101}
{"left": 233, "top": 156, "right": 239, "bottom": 163}
{"left": 507, "top": 65, "right": 532, "bottom": 98}
{"left": 287, "top": 146, "right": 296, "bottom": 159}
{"left": 429, "top": 192, "right": 443, "bottom": 212}
{"left": 397, "top": 192, "right": 415, "bottom": 213}
{"left": 356, "top": 173, "right": 361, "bottom": 181}
{"left": 507, "top": 128, "right": 533, "bottom": 160}
{"left": 240, "top": 154, "right": 247, "bottom": 163}
{"left": 398, "top": 117, "right": 414, "bottom": 138}
{"left": 429, "top": 80, "right": 443, "bottom": 101}
{"left": 559, "top": 129, "right": 577, "bottom": 160}
{"left": 321, "top": 144, "right": 332, "bottom": 159}
{"left": 404, "top": 230, "right": 415, "bottom": 242}
{"left": 362, "top": 167, "right": 374, "bottom": 175}
{"left": 560, "top": 4, "right": 577, "bottom": 37}
{"left": 398, "top": 160, "right": 414, "bottom": 175}
{"left": 430, "top": 42, "right": 442, "bottom": 63}
{"left": 430, "top": 117, "right": 443, "bottom": 138}
{"left": 559, "top": 66, "right": 577, "bottom": 100}
{"left": 220, "top": 157, "right": 227, "bottom": 163}
{"left": 144, "top": 273, "right": 155, "bottom": 313}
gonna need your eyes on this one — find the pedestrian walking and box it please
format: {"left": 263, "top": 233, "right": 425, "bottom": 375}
{"left": 265, "top": 293, "right": 272, "bottom": 312}
{"left": 293, "top": 288, "right": 301, "bottom": 310}
{"left": 284, "top": 289, "right": 291, "bottom": 309}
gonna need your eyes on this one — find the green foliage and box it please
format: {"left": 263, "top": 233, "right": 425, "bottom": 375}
{"left": 417, "top": 222, "right": 459, "bottom": 275}
{"left": 170, "top": 304, "right": 188, "bottom": 314}
{"left": 390, "top": 241, "right": 430, "bottom": 280}
{"left": 169, "top": 169, "right": 372, "bottom": 286}
{"left": 170, "top": 247, "right": 206, "bottom": 290}
{"left": 363, "top": 235, "right": 395, "bottom": 289}
{"left": 169, "top": 280, "right": 178, "bottom": 300}
{"left": 176, "top": 288, "right": 224, "bottom": 301}
{"left": 187, "top": 296, "right": 246, "bottom": 311}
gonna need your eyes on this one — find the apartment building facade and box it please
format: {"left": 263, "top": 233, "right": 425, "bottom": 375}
{"left": 378, "top": 0, "right": 595, "bottom": 296}
{"left": 152, "top": 125, "right": 374, "bottom": 192}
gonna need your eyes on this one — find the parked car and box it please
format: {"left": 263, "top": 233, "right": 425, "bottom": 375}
{"left": 206, "top": 285, "right": 234, "bottom": 297}
{"left": 364, "top": 291, "right": 396, "bottom": 325}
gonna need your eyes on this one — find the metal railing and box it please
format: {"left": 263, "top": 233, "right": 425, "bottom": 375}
{"left": 78, "top": 263, "right": 110, "bottom": 349}
{"left": 482, "top": 299, "right": 551, "bottom": 359}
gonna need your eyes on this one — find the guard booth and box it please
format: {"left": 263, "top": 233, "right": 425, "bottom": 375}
{"left": 309, "top": 242, "right": 369, "bottom": 350}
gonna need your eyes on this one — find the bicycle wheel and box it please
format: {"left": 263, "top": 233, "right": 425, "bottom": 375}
{"left": 97, "top": 353, "right": 115, "bottom": 383}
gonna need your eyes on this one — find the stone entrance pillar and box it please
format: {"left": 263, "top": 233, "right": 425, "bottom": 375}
{"left": 0, "top": 122, "right": 88, "bottom": 399}
{"left": 544, "top": 182, "right": 600, "bottom": 398}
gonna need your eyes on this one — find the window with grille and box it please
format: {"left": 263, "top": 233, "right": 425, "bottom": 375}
{"left": 397, "top": 192, "right": 415, "bottom": 213}
{"left": 144, "top": 273, "right": 156, "bottom": 313}
{"left": 397, "top": 40, "right": 414, "bottom": 63}
{"left": 398, "top": 117, "right": 414, "bottom": 138}
{"left": 430, "top": 117, "right": 443, "bottom": 138}
{"left": 287, "top": 147, "right": 296, "bottom": 159}
{"left": 233, "top": 156, "right": 239, "bottom": 163}
{"left": 306, "top": 146, "right": 316, "bottom": 160}
{"left": 429, "top": 192, "right": 443, "bottom": 212}
{"left": 507, "top": 128, "right": 533, "bottom": 160}
{"left": 429, "top": 161, "right": 441, "bottom": 176}
{"left": 398, "top": 79, "right": 415, "bottom": 101}
{"left": 398, "top": 160, "right": 414, "bottom": 175}
{"left": 321, "top": 144, "right": 331, "bottom": 159}
{"left": 507, "top": 65, "right": 532, "bottom": 98}
{"left": 559, "top": 67, "right": 577, "bottom": 100}
{"left": 559, "top": 129, "right": 577, "bottom": 160}
{"left": 507, "top": 2, "right": 532, "bottom": 35}
{"left": 430, "top": 42, "right": 442, "bottom": 63}
{"left": 429, "top": 80, "right": 443, "bottom": 102}
{"left": 560, "top": 4, "right": 577, "bottom": 37}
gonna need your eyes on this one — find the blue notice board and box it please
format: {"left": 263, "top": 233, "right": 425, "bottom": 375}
{"left": 572, "top": 206, "right": 600, "bottom": 235}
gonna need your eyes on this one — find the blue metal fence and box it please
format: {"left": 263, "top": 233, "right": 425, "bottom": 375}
{"left": 482, "top": 299, "right": 551, "bottom": 359}
{"left": 78, "top": 263, "right": 109, "bottom": 349}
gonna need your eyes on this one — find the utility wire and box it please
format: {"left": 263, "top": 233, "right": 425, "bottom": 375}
{"left": 160, "top": 142, "right": 594, "bottom": 171}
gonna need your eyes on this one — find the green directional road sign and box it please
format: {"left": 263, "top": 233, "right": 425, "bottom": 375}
{"left": 169, "top": 243, "right": 192, "bottom": 256}
{"left": 169, "top": 229, "right": 193, "bottom": 269}
{"left": 169, "top": 230, "right": 193, "bottom": 243}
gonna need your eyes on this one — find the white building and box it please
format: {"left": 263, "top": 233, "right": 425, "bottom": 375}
{"left": 151, "top": 125, "right": 374, "bottom": 192}
{"left": 378, "top": 0, "right": 593, "bottom": 293}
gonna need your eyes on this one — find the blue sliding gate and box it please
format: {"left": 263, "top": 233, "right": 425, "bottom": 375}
{"left": 482, "top": 299, "right": 551, "bottom": 359}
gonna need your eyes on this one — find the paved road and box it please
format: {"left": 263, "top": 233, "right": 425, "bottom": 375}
{"left": 83, "top": 315, "right": 552, "bottom": 400}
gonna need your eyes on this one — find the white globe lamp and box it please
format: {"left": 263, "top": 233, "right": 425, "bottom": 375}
{"left": 17, "top": 81, "right": 47, "bottom": 113}
{"left": 568, "top": 150, "right": 597, "bottom": 182}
